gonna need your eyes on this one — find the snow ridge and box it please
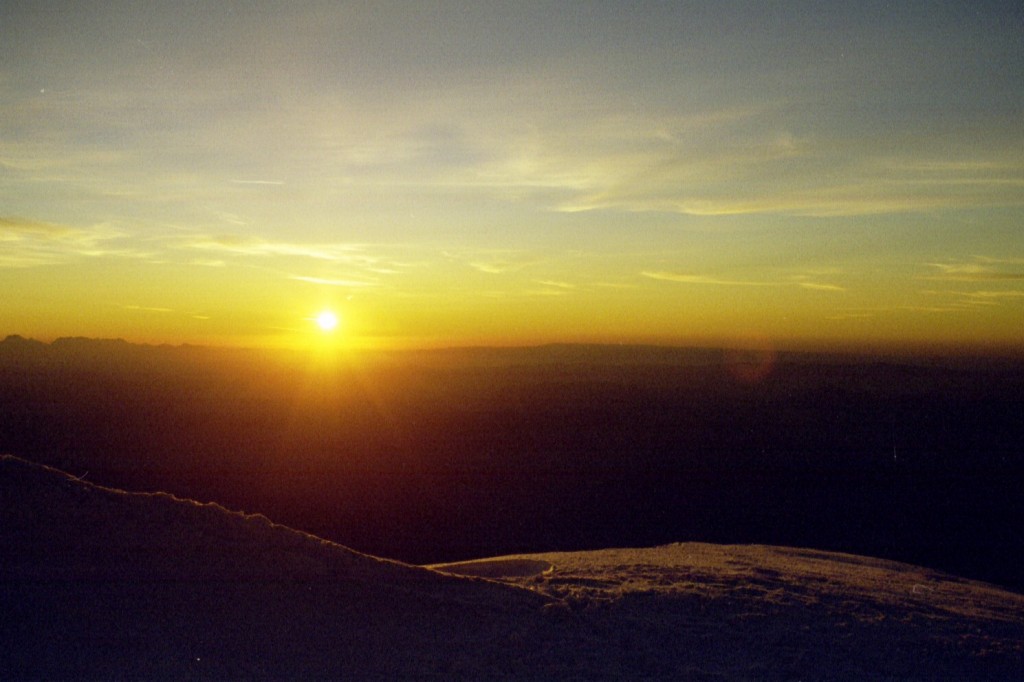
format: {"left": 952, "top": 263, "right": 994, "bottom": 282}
{"left": 3, "top": 454, "right": 1022, "bottom": 679}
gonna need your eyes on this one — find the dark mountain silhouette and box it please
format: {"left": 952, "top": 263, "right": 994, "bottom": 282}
{"left": 2, "top": 336, "right": 1023, "bottom": 592}
{"left": 4, "top": 455, "right": 1022, "bottom": 679}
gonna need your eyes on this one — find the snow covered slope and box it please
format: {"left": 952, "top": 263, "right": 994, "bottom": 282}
{"left": 3, "top": 454, "right": 1022, "bottom": 679}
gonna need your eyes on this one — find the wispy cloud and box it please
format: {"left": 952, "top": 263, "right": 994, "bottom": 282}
{"left": 184, "top": 234, "right": 363, "bottom": 262}
{"left": 0, "top": 217, "right": 79, "bottom": 240}
{"left": 965, "top": 290, "right": 1024, "bottom": 299}
{"left": 446, "top": 249, "right": 547, "bottom": 275}
{"left": 541, "top": 120, "right": 1024, "bottom": 217}
{"left": 642, "top": 270, "right": 846, "bottom": 292}
{"left": 123, "top": 305, "right": 173, "bottom": 313}
{"left": 0, "top": 216, "right": 136, "bottom": 267}
{"left": 828, "top": 312, "right": 875, "bottom": 321}
{"left": 535, "top": 280, "right": 575, "bottom": 289}
{"left": 798, "top": 282, "right": 846, "bottom": 291}
{"left": 924, "top": 258, "right": 1024, "bottom": 282}
{"left": 469, "top": 261, "right": 520, "bottom": 274}
{"left": 899, "top": 305, "right": 963, "bottom": 314}
{"left": 973, "top": 256, "right": 1024, "bottom": 266}
{"left": 922, "top": 288, "right": 1024, "bottom": 303}
{"left": 642, "top": 271, "right": 776, "bottom": 287}
{"left": 289, "top": 275, "right": 377, "bottom": 288}
{"left": 176, "top": 234, "right": 420, "bottom": 289}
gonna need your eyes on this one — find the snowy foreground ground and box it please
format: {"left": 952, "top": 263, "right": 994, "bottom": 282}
{"left": 2, "top": 455, "right": 1022, "bottom": 679}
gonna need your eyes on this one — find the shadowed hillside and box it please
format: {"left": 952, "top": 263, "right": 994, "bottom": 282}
{"left": 3, "top": 455, "right": 1023, "bottom": 679}
{"left": 2, "top": 337, "right": 1023, "bottom": 592}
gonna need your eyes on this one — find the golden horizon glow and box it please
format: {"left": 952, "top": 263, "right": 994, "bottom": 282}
{"left": 1, "top": 5, "right": 1021, "bottom": 354}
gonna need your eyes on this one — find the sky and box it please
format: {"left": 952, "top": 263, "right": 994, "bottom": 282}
{"left": 1, "top": 1, "right": 1022, "bottom": 352}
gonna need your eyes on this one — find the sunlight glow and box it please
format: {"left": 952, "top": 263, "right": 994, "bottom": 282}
{"left": 316, "top": 310, "right": 339, "bottom": 332}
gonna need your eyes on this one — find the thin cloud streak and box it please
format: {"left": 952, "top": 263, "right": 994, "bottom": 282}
{"left": 0, "top": 217, "right": 138, "bottom": 268}
{"left": 0, "top": 217, "right": 80, "bottom": 240}
{"left": 184, "top": 235, "right": 364, "bottom": 262}
{"left": 642, "top": 270, "right": 847, "bottom": 292}
{"left": 924, "top": 260, "right": 1024, "bottom": 282}
{"left": 966, "top": 290, "right": 1024, "bottom": 299}
{"left": 123, "top": 305, "right": 174, "bottom": 313}
{"left": 642, "top": 271, "right": 777, "bottom": 287}
{"left": 799, "top": 282, "right": 846, "bottom": 292}
{"left": 289, "top": 275, "right": 378, "bottom": 288}
{"left": 536, "top": 280, "right": 576, "bottom": 290}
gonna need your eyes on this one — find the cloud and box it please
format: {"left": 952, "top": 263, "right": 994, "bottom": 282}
{"left": 593, "top": 281, "right": 640, "bottom": 290}
{"left": 123, "top": 305, "right": 173, "bottom": 313}
{"left": 469, "top": 259, "right": 550, "bottom": 275}
{"left": 469, "top": 261, "right": 516, "bottom": 274}
{"left": 828, "top": 312, "right": 875, "bottom": 321}
{"left": 924, "top": 258, "right": 1024, "bottom": 282}
{"left": 184, "top": 235, "right": 363, "bottom": 262}
{"left": 642, "top": 271, "right": 776, "bottom": 287}
{"left": 0, "top": 138, "right": 127, "bottom": 175}
{"left": 448, "top": 249, "right": 546, "bottom": 275}
{"left": 533, "top": 116, "right": 1024, "bottom": 217}
{"left": 176, "top": 234, "right": 427, "bottom": 289}
{"left": 642, "top": 269, "right": 847, "bottom": 292}
{"left": 952, "top": 290, "right": 1024, "bottom": 308}
{"left": 973, "top": 256, "right": 1024, "bottom": 265}
{"left": 0, "top": 217, "right": 79, "bottom": 240}
{"left": 289, "top": 275, "right": 377, "bottom": 288}
{"left": 3, "top": 0, "right": 1020, "bottom": 244}
{"left": 0, "top": 217, "right": 134, "bottom": 267}
{"left": 535, "top": 280, "right": 575, "bottom": 289}
{"left": 916, "top": 285, "right": 1024, "bottom": 313}
{"left": 965, "top": 290, "right": 1024, "bottom": 299}
{"left": 798, "top": 282, "right": 846, "bottom": 292}
{"left": 899, "top": 305, "right": 962, "bottom": 313}
{"left": 562, "top": 173, "right": 1024, "bottom": 218}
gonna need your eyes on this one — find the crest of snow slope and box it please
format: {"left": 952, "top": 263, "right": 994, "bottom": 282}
{"left": 436, "top": 546, "right": 1024, "bottom": 678}
{"left": 3, "top": 455, "right": 1023, "bottom": 680}
{"left": 0, "top": 455, "right": 551, "bottom": 679}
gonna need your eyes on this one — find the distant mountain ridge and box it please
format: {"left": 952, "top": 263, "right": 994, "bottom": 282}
{"left": 5, "top": 333, "right": 1021, "bottom": 369}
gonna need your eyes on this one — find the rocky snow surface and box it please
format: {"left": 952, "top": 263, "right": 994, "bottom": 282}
{"left": 2, "top": 454, "right": 1022, "bottom": 679}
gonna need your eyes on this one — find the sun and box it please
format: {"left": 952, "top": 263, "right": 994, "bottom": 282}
{"left": 315, "top": 310, "right": 339, "bottom": 332}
